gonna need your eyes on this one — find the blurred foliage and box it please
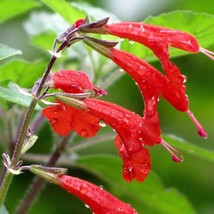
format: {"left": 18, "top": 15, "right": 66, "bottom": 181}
{"left": 0, "top": 0, "right": 213, "bottom": 214}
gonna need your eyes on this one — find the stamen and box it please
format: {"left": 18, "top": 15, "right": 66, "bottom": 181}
{"left": 199, "top": 47, "right": 214, "bottom": 61}
{"left": 186, "top": 109, "right": 208, "bottom": 138}
{"left": 161, "top": 140, "right": 184, "bottom": 162}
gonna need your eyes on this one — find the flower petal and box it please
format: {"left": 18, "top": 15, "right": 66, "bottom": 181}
{"left": 73, "top": 109, "right": 101, "bottom": 138}
{"left": 115, "top": 135, "right": 151, "bottom": 182}
{"left": 42, "top": 102, "right": 73, "bottom": 136}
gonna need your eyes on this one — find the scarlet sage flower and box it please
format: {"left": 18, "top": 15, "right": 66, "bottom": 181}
{"left": 57, "top": 96, "right": 184, "bottom": 181}
{"left": 59, "top": 175, "right": 137, "bottom": 214}
{"left": 42, "top": 70, "right": 103, "bottom": 136}
{"left": 81, "top": 21, "right": 214, "bottom": 87}
{"left": 30, "top": 166, "right": 137, "bottom": 213}
{"left": 83, "top": 38, "right": 207, "bottom": 138}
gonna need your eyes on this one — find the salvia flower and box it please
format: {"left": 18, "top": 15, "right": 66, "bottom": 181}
{"left": 59, "top": 95, "right": 183, "bottom": 182}
{"left": 81, "top": 20, "right": 214, "bottom": 86}
{"left": 59, "top": 175, "right": 137, "bottom": 214}
{"left": 42, "top": 70, "right": 103, "bottom": 136}
{"left": 83, "top": 38, "right": 207, "bottom": 138}
{"left": 30, "top": 166, "right": 137, "bottom": 213}
{"left": 57, "top": 96, "right": 185, "bottom": 181}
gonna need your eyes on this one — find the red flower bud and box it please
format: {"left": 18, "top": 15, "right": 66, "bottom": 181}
{"left": 59, "top": 175, "right": 137, "bottom": 213}
{"left": 52, "top": 70, "right": 94, "bottom": 93}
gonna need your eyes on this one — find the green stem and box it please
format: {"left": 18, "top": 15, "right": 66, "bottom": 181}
{"left": 0, "top": 171, "right": 13, "bottom": 207}
{"left": 0, "top": 41, "right": 68, "bottom": 206}
{"left": 11, "top": 98, "right": 38, "bottom": 165}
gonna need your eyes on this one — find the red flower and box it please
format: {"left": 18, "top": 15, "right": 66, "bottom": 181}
{"left": 42, "top": 102, "right": 100, "bottom": 137}
{"left": 56, "top": 97, "right": 182, "bottom": 181}
{"left": 49, "top": 69, "right": 107, "bottom": 96}
{"left": 83, "top": 98, "right": 159, "bottom": 182}
{"left": 82, "top": 21, "right": 214, "bottom": 84}
{"left": 42, "top": 70, "right": 104, "bottom": 136}
{"left": 59, "top": 175, "right": 137, "bottom": 214}
{"left": 83, "top": 38, "right": 207, "bottom": 138}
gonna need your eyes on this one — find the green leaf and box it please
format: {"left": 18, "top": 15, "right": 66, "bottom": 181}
{"left": 0, "top": 60, "right": 46, "bottom": 88}
{"left": 0, "top": 44, "right": 22, "bottom": 61}
{"left": 72, "top": 2, "right": 120, "bottom": 22}
{"left": 0, "top": 84, "right": 41, "bottom": 110}
{"left": 122, "top": 11, "right": 214, "bottom": 61}
{"left": 76, "top": 155, "right": 195, "bottom": 214}
{"left": 41, "top": 0, "right": 86, "bottom": 23}
{"left": 0, "top": 0, "right": 40, "bottom": 24}
{"left": 0, "top": 205, "right": 9, "bottom": 214}
{"left": 164, "top": 134, "right": 214, "bottom": 162}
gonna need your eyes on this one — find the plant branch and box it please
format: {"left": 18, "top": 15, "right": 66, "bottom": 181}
{"left": 0, "top": 39, "right": 70, "bottom": 206}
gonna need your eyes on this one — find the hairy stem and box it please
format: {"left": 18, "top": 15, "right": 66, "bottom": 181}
{"left": 0, "top": 40, "right": 69, "bottom": 206}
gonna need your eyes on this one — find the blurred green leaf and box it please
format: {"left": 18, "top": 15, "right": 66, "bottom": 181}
{"left": 72, "top": 2, "right": 120, "bottom": 22}
{"left": 0, "top": 60, "right": 46, "bottom": 88}
{"left": 164, "top": 134, "right": 214, "bottom": 162}
{"left": 122, "top": 11, "right": 214, "bottom": 61}
{"left": 0, "top": 84, "right": 41, "bottom": 110}
{"left": 0, "top": 0, "right": 40, "bottom": 24}
{"left": 76, "top": 155, "right": 195, "bottom": 214}
{"left": 0, "top": 44, "right": 22, "bottom": 61}
{"left": 41, "top": 0, "right": 86, "bottom": 23}
{"left": 0, "top": 205, "right": 9, "bottom": 214}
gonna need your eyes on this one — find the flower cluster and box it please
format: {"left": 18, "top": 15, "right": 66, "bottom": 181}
{"left": 39, "top": 17, "right": 214, "bottom": 213}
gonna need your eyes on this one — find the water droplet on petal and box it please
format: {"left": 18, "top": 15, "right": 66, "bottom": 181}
{"left": 80, "top": 184, "right": 87, "bottom": 194}
{"left": 119, "top": 38, "right": 125, "bottom": 42}
{"left": 99, "top": 121, "right": 106, "bottom": 127}
{"left": 85, "top": 204, "right": 90, "bottom": 208}
{"left": 127, "top": 24, "right": 133, "bottom": 32}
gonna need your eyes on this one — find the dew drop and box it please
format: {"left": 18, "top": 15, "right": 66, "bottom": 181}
{"left": 99, "top": 121, "right": 106, "bottom": 127}
{"left": 129, "top": 40, "right": 135, "bottom": 44}
{"left": 119, "top": 38, "right": 125, "bottom": 42}
{"left": 119, "top": 68, "right": 124, "bottom": 72}
{"left": 183, "top": 75, "right": 187, "bottom": 83}
{"left": 80, "top": 129, "right": 88, "bottom": 137}
{"left": 85, "top": 204, "right": 90, "bottom": 208}
{"left": 127, "top": 24, "right": 133, "bottom": 32}
{"left": 80, "top": 184, "right": 87, "bottom": 194}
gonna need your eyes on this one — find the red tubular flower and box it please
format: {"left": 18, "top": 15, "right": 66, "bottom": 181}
{"left": 83, "top": 38, "right": 207, "bottom": 138}
{"left": 59, "top": 97, "right": 183, "bottom": 181}
{"left": 81, "top": 21, "right": 214, "bottom": 86}
{"left": 59, "top": 175, "right": 137, "bottom": 214}
{"left": 83, "top": 98, "right": 159, "bottom": 182}
{"left": 42, "top": 69, "right": 103, "bottom": 137}
{"left": 42, "top": 102, "right": 100, "bottom": 137}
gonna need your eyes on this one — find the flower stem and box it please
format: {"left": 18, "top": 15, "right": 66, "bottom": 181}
{"left": 0, "top": 171, "right": 13, "bottom": 207}
{"left": 0, "top": 39, "right": 69, "bottom": 206}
